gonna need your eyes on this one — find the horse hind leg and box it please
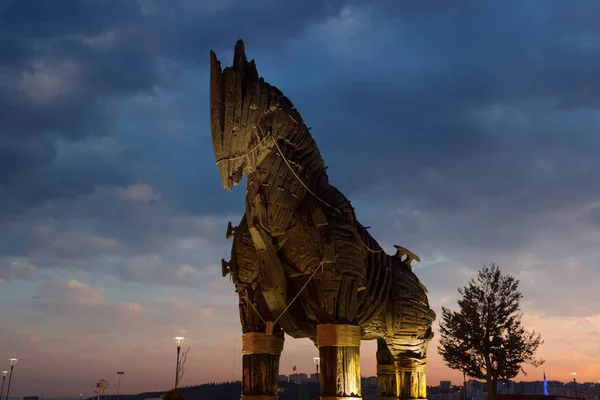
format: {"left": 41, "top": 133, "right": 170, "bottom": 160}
{"left": 376, "top": 337, "right": 398, "bottom": 400}
{"left": 386, "top": 339, "right": 429, "bottom": 400}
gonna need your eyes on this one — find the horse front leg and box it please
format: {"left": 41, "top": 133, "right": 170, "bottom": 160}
{"left": 316, "top": 271, "right": 364, "bottom": 399}
{"left": 238, "top": 289, "right": 284, "bottom": 400}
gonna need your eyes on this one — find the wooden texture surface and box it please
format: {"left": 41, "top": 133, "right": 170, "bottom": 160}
{"left": 377, "top": 338, "right": 398, "bottom": 399}
{"left": 320, "top": 344, "right": 361, "bottom": 398}
{"left": 242, "top": 353, "right": 280, "bottom": 397}
{"left": 210, "top": 40, "right": 436, "bottom": 400}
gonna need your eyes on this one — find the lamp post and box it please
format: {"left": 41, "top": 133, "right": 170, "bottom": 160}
{"left": 174, "top": 337, "right": 185, "bottom": 389}
{"left": 5, "top": 358, "right": 17, "bottom": 400}
{"left": 79, "top": 394, "right": 82, "bottom": 400}
{"left": 571, "top": 372, "right": 577, "bottom": 397}
{"left": 116, "top": 372, "right": 124, "bottom": 400}
{"left": 313, "top": 357, "right": 320, "bottom": 384}
{"left": 0, "top": 371, "right": 7, "bottom": 400}
{"left": 463, "top": 372, "right": 467, "bottom": 400}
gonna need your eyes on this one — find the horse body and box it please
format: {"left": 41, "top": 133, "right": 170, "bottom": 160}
{"left": 211, "top": 40, "right": 435, "bottom": 400}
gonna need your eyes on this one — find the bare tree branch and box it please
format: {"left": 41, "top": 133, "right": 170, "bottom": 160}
{"left": 177, "top": 346, "right": 190, "bottom": 385}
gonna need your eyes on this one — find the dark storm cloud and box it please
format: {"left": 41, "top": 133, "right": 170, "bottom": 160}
{"left": 0, "top": 184, "right": 236, "bottom": 286}
{"left": 267, "top": 1, "right": 600, "bottom": 227}
{"left": 1, "top": 0, "right": 599, "bottom": 295}
{"left": 0, "top": 0, "right": 519, "bottom": 216}
{"left": 0, "top": 0, "right": 359, "bottom": 215}
{"left": 0, "top": 140, "right": 136, "bottom": 214}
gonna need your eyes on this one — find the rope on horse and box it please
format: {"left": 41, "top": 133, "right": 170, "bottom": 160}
{"left": 216, "top": 134, "right": 272, "bottom": 163}
{"left": 270, "top": 134, "right": 342, "bottom": 215}
{"left": 215, "top": 130, "right": 383, "bottom": 254}
{"left": 271, "top": 134, "right": 383, "bottom": 254}
{"left": 242, "top": 256, "right": 329, "bottom": 332}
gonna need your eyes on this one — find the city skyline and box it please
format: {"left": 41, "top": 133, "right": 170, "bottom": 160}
{"left": 1, "top": 0, "right": 600, "bottom": 396}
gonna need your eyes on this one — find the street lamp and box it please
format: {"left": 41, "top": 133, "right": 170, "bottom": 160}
{"left": 116, "top": 372, "right": 124, "bottom": 400}
{"left": 5, "top": 358, "right": 17, "bottom": 400}
{"left": 174, "top": 337, "right": 185, "bottom": 389}
{"left": 79, "top": 394, "right": 82, "bottom": 400}
{"left": 0, "top": 371, "right": 7, "bottom": 400}
{"left": 571, "top": 372, "right": 577, "bottom": 397}
{"left": 313, "top": 357, "right": 320, "bottom": 384}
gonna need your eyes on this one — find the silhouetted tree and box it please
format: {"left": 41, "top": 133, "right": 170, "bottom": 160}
{"left": 438, "top": 263, "right": 543, "bottom": 400}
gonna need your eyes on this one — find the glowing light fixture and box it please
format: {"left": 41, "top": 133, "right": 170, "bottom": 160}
{"left": 116, "top": 371, "right": 125, "bottom": 400}
{"left": 174, "top": 336, "right": 185, "bottom": 346}
{"left": 5, "top": 358, "right": 18, "bottom": 400}
{"left": 0, "top": 371, "right": 7, "bottom": 400}
{"left": 174, "top": 336, "right": 186, "bottom": 389}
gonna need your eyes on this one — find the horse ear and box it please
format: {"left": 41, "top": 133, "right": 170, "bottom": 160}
{"left": 233, "top": 40, "right": 247, "bottom": 70}
{"left": 233, "top": 39, "right": 259, "bottom": 81}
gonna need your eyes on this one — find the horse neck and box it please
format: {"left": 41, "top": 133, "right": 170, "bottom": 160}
{"left": 253, "top": 130, "right": 329, "bottom": 189}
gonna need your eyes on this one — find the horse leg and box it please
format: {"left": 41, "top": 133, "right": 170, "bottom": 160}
{"left": 238, "top": 289, "right": 284, "bottom": 400}
{"left": 376, "top": 338, "right": 397, "bottom": 400}
{"left": 390, "top": 349, "right": 428, "bottom": 400}
{"left": 316, "top": 275, "right": 363, "bottom": 399}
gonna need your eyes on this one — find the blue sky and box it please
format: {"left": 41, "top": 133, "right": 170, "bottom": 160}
{"left": 1, "top": 0, "right": 599, "bottom": 396}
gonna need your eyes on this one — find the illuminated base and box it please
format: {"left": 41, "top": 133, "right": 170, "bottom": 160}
{"left": 317, "top": 324, "right": 362, "bottom": 399}
{"left": 241, "top": 332, "right": 283, "bottom": 400}
{"left": 320, "top": 397, "right": 362, "bottom": 400}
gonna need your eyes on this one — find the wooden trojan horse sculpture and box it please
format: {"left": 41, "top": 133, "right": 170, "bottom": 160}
{"left": 209, "top": 40, "right": 436, "bottom": 400}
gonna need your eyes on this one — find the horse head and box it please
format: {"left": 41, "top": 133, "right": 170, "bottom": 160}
{"left": 209, "top": 40, "right": 305, "bottom": 190}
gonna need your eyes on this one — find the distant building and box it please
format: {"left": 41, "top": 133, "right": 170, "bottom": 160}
{"left": 362, "top": 376, "right": 377, "bottom": 388}
{"left": 279, "top": 374, "right": 288, "bottom": 384}
{"left": 497, "top": 395, "right": 585, "bottom": 400}
{"left": 466, "top": 380, "right": 488, "bottom": 400}
{"left": 289, "top": 372, "right": 308, "bottom": 383}
{"left": 362, "top": 377, "right": 379, "bottom": 400}
{"left": 441, "top": 381, "right": 452, "bottom": 393}
{"left": 497, "top": 380, "right": 516, "bottom": 395}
